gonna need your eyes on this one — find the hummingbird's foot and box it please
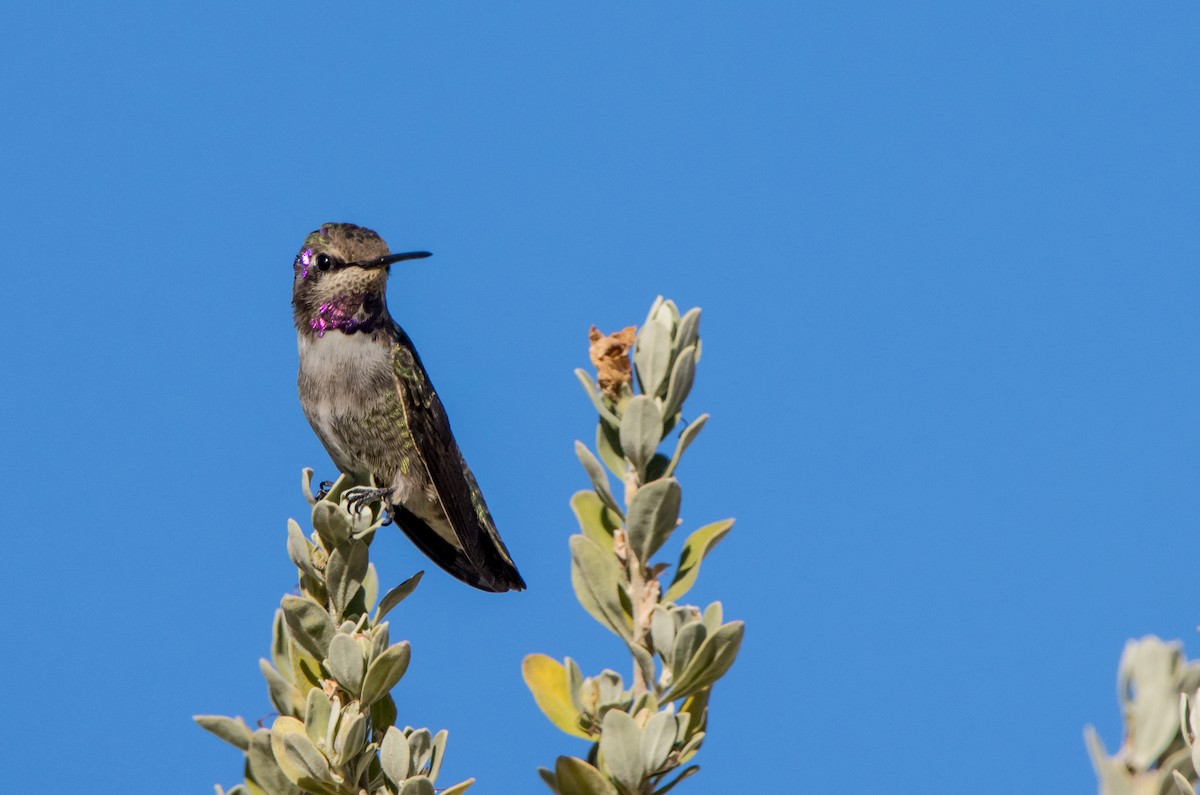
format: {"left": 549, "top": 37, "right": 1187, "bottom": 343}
{"left": 314, "top": 480, "right": 336, "bottom": 501}
{"left": 343, "top": 486, "right": 392, "bottom": 518}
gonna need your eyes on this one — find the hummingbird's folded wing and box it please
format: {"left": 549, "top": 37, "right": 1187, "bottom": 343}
{"left": 387, "top": 323, "right": 525, "bottom": 592}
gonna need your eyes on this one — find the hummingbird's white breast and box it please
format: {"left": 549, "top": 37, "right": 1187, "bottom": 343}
{"left": 297, "top": 330, "right": 392, "bottom": 472}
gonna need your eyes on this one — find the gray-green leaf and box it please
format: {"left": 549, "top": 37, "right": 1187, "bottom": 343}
{"left": 312, "top": 501, "right": 352, "bottom": 547}
{"left": 575, "top": 369, "right": 622, "bottom": 429}
{"left": 381, "top": 726, "right": 412, "bottom": 784}
{"left": 635, "top": 317, "right": 672, "bottom": 398}
{"left": 555, "top": 756, "right": 618, "bottom": 795}
{"left": 620, "top": 396, "right": 663, "bottom": 478}
{"left": 626, "top": 478, "right": 681, "bottom": 563}
{"left": 662, "top": 414, "right": 708, "bottom": 479}
{"left": 280, "top": 595, "right": 335, "bottom": 659}
{"left": 286, "top": 519, "right": 318, "bottom": 582}
{"left": 664, "top": 621, "right": 745, "bottom": 701}
{"left": 360, "top": 641, "right": 412, "bottom": 706}
{"left": 661, "top": 345, "right": 696, "bottom": 420}
{"left": 663, "top": 518, "right": 733, "bottom": 603}
{"left": 326, "top": 540, "right": 368, "bottom": 619}
{"left": 193, "top": 715, "right": 252, "bottom": 751}
{"left": 641, "top": 710, "right": 677, "bottom": 774}
{"left": 569, "top": 535, "right": 631, "bottom": 640}
{"left": 327, "top": 632, "right": 365, "bottom": 696}
{"left": 375, "top": 570, "right": 424, "bottom": 622}
{"left": 576, "top": 441, "right": 624, "bottom": 517}
{"left": 599, "top": 710, "right": 645, "bottom": 791}
{"left": 259, "top": 658, "right": 298, "bottom": 720}
{"left": 399, "top": 777, "right": 435, "bottom": 795}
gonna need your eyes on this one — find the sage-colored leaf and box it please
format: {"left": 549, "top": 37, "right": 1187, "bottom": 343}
{"left": 538, "top": 767, "right": 561, "bottom": 794}
{"left": 286, "top": 520, "right": 318, "bottom": 582}
{"left": 635, "top": 317, "right": 672, "bottom": 398}
{"left": 407, "top": 727, "right": 434, "bottom": 775}
{"left": 270, "top": 716, "right": 330, "bottom": 785}
{"left": 703, "top": 601, "right": 723, "bottom": 633}
{"left": 280, "top": 736, "right": 333, "bottom": 785}
{"left": 332, "top": 710, "right": 367, "bottom": 767}
{"left": 650, "top": 607, "right": 676, "bottom": 661}
{"left": 399, "top": 777, "right": 435, "bottom": 795}
{"left": 677, "top": 731, "right": 705, "bottom": 764}
{"left": 371, "top": 622, "right": 390, "bottom": 661}
{"left": 326, "top": 540, "right": 368, "bottom": 619}
{"left": 672, "top": 308, "right": 701, "bottom": 361}
{"left": 662, "top": 414, "right": 708, "bottom": 479}
{"left": 302, "top": 687, "right": 332, "bottom": 747}
{"left": 555, "top": 756, "right": 618, "bottom": 795}
{"left": 247, "top": 729, "right": 297, "bottom": 795}
{"left": 375, "top": 570, "right": 424, "bottom": 622}
{"left": 628, "top": 642, "right": 655, "bottom": 692}
{"left": 570, "top": 535, "right": 631, "bottom": 640}
{"left": 567, "top": 657, "right": 587, "bottom": 715}
{"left": 440, "top": 780, "right": 475, "bottom": 795}
{"left": 301, "top": 468, "right": 319, "bottom": 506}
{"left": 193, "top": 714, "right": 252, "bottom": 751}
{"left": 575, "top": 369, "right": 622, "bottom": 428}
{"left": 381, "top": 725, "right": 412, "bottom": 784}
{"left": 641, "top": 710, "right": 677, "bottom": 774}
{"left": 663, "top": 621, "right": 744, "bottom": 701}
{"left": 598, "top": 710, "right": 644, "bottom": 791}
{"left": 575, "top": 441, "right": 624, "bottom": 517}
{"left": 643, "top": 295, "right": 665, "bottom": 325}
{"left": 620, "top": 396, "right": 663, "bottom": 478}
{"left": 669, "top": 621, "right": 707, "bottom": 676}
{"left": 523, "top": 654, "right": 591, "bottom": 739}
{"left": 259, "top": 658, "right": 298, "bottom": 717}
{"left": 596, "top": 419, "right": 626, "bottom": 477}
{"left": 661, "top": 345, "right": 696, "bottom": 420}
{"left": 327, "top": 632, "right": 365, "bottom": 696}
{"left": 270, "top": 609, "right": 290, "bottom": 677}
{"left": 570, "top": 490, "right": 620, "bottom": 554}
{"left": 312, "top": 501, "right": 351, "bottom": 547}
{"left": 360, "top": 641, "right": 412, "bottom": 706}
{"left": 294, "top": 777, "right": 342, "bottom": 795}
{"left": 428, "top": 729, "right": 448, "bottom": 782}
{"left": 663, "top": 518, "right": 733, "bottom": 603}
{"left": 281, "top": 595, "right": 335, "bottom": 659}
{"left": 362, "top": 562, "right": 379, "bottom": 613}
{"left": 626, "top": 478, "right": 681, "bottom": 563}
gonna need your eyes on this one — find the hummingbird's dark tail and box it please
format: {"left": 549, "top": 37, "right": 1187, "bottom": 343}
{"left": 390, "top": 503, "right": 526, "bottom": 592}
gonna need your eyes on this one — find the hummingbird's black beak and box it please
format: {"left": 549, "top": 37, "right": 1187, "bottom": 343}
{"left": 350, "top": 251, "right": 433, "bottom": 270}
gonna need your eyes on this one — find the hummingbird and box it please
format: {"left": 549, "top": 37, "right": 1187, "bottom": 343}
{"left": 292, "top": 222, "right": 525, "bottom": 593}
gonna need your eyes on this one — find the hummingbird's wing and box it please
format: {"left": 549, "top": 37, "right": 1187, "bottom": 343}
{"left": 386, "top": 322, "right": 526, "bottom": 593}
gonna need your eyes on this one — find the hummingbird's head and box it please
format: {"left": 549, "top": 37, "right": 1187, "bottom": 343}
{"left": 292, "top": 223, "right": 430, "bottom": 332}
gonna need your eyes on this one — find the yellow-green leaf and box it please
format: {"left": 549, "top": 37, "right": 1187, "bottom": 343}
{"left": 664, "top": 519, "right": 734, "bottom": 603}
{"left": 522, "top": 654, "right": 591, "bottom": 739}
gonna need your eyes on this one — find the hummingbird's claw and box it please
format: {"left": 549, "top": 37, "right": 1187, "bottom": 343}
{"left": 343, "top": 486, "right": 391, "bottom": 518}
{"left": 314, "top": 480, "right": 336, "bottom": 501}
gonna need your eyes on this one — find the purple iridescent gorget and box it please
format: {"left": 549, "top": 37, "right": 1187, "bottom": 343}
{"left": 308, "top": 298, "right": 385, "bottom": 338}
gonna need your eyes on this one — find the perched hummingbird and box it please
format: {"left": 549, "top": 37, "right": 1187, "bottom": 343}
{"left": 292, "top": 222, "right": 525, "bottom": 593}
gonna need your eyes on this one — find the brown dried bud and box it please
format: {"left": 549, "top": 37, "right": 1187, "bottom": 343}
{"left": 588, "top": 325, "right": 637, "bottom": 401}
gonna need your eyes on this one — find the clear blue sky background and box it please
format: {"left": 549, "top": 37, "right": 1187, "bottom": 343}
{"left": 3, "top": 2, "right": 1198, "bottom": 792}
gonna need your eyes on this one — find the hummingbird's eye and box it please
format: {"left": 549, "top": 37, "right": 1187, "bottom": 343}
{"left": 316, "top": 253, "right": 333, "bottom": 272}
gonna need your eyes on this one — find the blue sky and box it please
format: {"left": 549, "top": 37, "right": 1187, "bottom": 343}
{"left": 3, "top": 2, "right": 1198, "bottom": 792}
